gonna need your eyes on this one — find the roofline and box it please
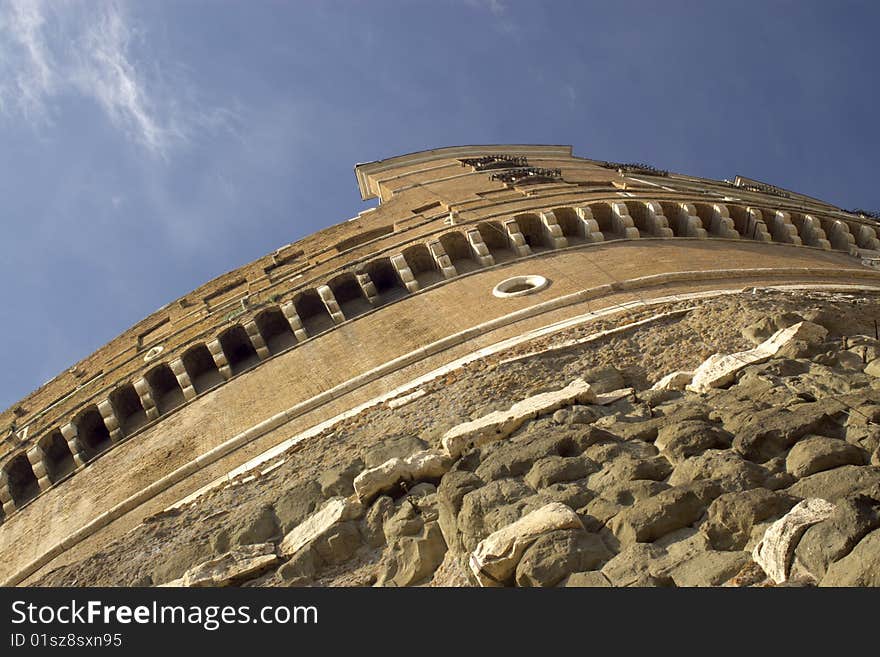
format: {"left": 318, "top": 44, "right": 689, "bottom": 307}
{"left": 354, "top": 144, "right": 573, "bottom": 200}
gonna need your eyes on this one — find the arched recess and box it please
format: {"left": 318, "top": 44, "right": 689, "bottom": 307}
{"left": 109, "top": 384, "right": 148, "bottom": 436}
{"left": 4, "top": 454, "right": 39, "bottom": 508}
{"left": 588, "top": 202, "right": 621, "bottom": 240}
{"left": 38, "top": 430, "right": 75, "bottom": 484}
{"left": 182, "top": 344, "right": 225, "bottom": 394}
{"left": 658, "top": 202, "right": 686, "bottom": 237}
{"left": 726, "top": 205, "right": 752, "bottom": 237}
{"left": 402, "top": 244, "right": 444, "bottom": 288}
{"left": 691, "top": 203, "right": 715, "bottom": 232}
{"left": 476, "top": 222, "right": 517, "bottom": 262}
{"left": 73, "top": 406, "right": 112, "bottom": 460}
{"left": 255, "top": 307, "right": 297, "bottom": 355}
{"left": 624, "top": 202, "right": 651, "bottom": 235}
{"left": 552, "top": 207, "right": 588, "bottom": 244}
{"left": 363, "top": 258, "right": 409, "bottom": 306}
{"left": 294, "top": 289, "right": 336, "bottom": 336}
{"left": 513, "top": 213, "right": 551, "bottom": 250}
{"left": 145, "top": 363, "right": 186, "bottom": 415}
{"left": 439, "top": 231, "right": 480, "bottom": 274}
{"left": 328, "top": 273, "right": 372, "bottom": 320}
{"left": 219, "top": 325, "right": 261, "bottom": 376}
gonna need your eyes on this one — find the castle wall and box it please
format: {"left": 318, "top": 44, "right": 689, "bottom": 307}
{"left": 3, "top": 144, "right": 880, "bottom": 585}
{"left": 2, "top": 239, "right": 877, "bottom": 584}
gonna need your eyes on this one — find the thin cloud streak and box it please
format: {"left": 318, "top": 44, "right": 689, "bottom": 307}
{"left": 2, "top": 0, "right": 56, "bottom": 120}
{"left": 0, "top": 0, "right": 236, "bottom": 157}
{"left": 73, "top": 4, "right": 175, "bottom": 155}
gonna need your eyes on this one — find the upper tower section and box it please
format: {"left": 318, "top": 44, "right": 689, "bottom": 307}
{"left": 355, "top": 144, "right": 576, "bottom": 202}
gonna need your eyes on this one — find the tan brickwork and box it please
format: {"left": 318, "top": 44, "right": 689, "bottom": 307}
{"left": 2, "top": 145, "right": 879, "bottom": 585}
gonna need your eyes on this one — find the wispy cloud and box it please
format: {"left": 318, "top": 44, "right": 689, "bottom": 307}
{"left": 464, "top": 0, "right": 519, "bottom": 37}
{"left": 73, "top": 4, "right": 176, "bottom": 154}
{"left": 482, "top": 0, "right": 506, "bottom": 16}
{"left": 0, "top": 0, "right": 235, "bottom": 156}
{"left": 1, "top": 0, "right": 56, "bottom": 120}
{"left": 564, "top": 84, "right": 576, "bottom": 109}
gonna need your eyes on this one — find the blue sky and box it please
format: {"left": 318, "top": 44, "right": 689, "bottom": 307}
{"left": 1, "top": 0, "right": 878, "bottom": 411}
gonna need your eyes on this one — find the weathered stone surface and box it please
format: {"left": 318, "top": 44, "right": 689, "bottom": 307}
{"left": 361, "top": 495, "right": 394, "bottom": 547}
{"left": 442, "top": 379, "right": 596, "bottom": 458}
{"left": 311, "top": 521, "right": 362, "bottom": 565}
{"left": 790, "top": 361, "right": 872, "bottom": 396}
{"left": 667, "top": 550, "right": 752, "bottom": 587}
{"left": 764, "top": 471, "right": 797, "bottom": 491}
{"left": 151, "top": 542, "right": 216, "bottom": 586}
{"left": 600, "top": 543, "right": 666, "bottom": 587}
{"left": 688, "top": 321, "right": 828, "bottom": 393}
{"left": 514, "top": 528, "right": 612, "bottom": 587}
{"left": 279, "top": 497, "right": 364, "bottom": 557}
{"left": 533, "top": 480, "right": 594, "bottom": 510}
{"left": 599, "top": 480, "right": 670, "bottom": 507}
{"left": 376, "top": 521, "right": 447, "bottom": 587}
{"left": 353, "top": 449, "right": 451, "bottom": 503}
{"left": 457, "top": 478, "right": 534, "bottom": 552}
{"left": 588, "top": 455, "right": 672, "bottom": 495}
{"left": 839, "top": 350, "right": 869, "bottom": 371}
{"left": 638, "top": 388, "right": 681, "bottom": 407}
{"left": 582, "top": 365, "right": 626, "bottom": 394}
{"left": 582, "top": 496, "right": 623, "bottom": 527}
{"left": 752, "top": 498, "right": 836, "bottom": 584}
{"left": 682, "top": 480, "right": 728, "bottom": 506}
{"left": 364, "top": 435, "right": 429, "bottom": 468}
{"left": 277, "top": 547, "right": 316, "bottom": 583}
{"left": 651, "top": 371, "right": 694, "bottom": 391}
{"left": 820, "top": 528, "right": 880, "bottom": 586}
{"left": 655, "top": 526, "right": 712, "bottom": 564}
{"left": 564, "top": 570, "right": 613, "bottom": 587}
{"left": 476, "top": 430, "right": 580, "bottom": 481}
{"left": 794, "top": 492, "right": 880, "bottom": 581}
{"left": 524, "top": 455, "right": 595, "bottom": 490}
{"left": 760, "top": 455, "right": 797, "bottom": 491}
{"left": 655, "top": 421, "right": 734, "bottom": 465}
{"left": 786, "top": 436, "right": 867, "bottom": 478}
{"left": 785, "top": 465, "right": 880, "bottom": 501}
{"left": 274, "top": 480, "right": 324, "bottom": 534}
{"left": 609, "top": 488, "right": 705, "bottom": 544}
{"left": 702, "top": 488, "right": 799, "bottom": 551}
{"left": 595, "top": 388, "right": 637, "bottom": 407}
{"left": 741, "top": 317, "right": 775, "bottom": 345}
{"left": 599, "top": 404, "right": 709, "bottom": 442}
{"left": 214, "top": 503, "right": 280, "bottom": 552}
{"left": 722, "top": 560, "right": 769, "bottom": 587}
{"left": 383, "top": 501, "right": 424, "bottom": 541}
{"left": 741, "top": 313, "right": 806, "bottom": 346}
{"left": 727, "top": 399, "right": 847, "bottom": 463}
{"left": 845, "top": 404, "right": 880, "bottom": 453}
{"left": 845, "top": 402, "right": 880, "bottom": 429}
{"left": 436, "top": 470, "right": 483, "bottom": 552}
{"left": 564, "top": 405, "right": 604, "bottom": 425}
{"left": 469, "top": 502, "right": 584, "bottom": 587}
{"left": 582, "top": 436, "right": 657, "bottom": 463}
{"left": 626, "top": 574, "right": 676, "bottom": 587}
{"left": 668, "top": 449, "right": 769, "bottom": 492}
{"left": 162, "top": 543, "right": 279, "bottom": 587}
{"left": 318, "top": 459, "right": 364, "bottom": 497}
{"left": 428, "top": 551, "right": 473, "bottom": 587}
{"left": 864, "top": 359, "right": 880, "bottom": 378}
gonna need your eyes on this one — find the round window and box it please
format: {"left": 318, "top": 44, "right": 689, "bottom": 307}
{"left": 492, "top": 275, "right": 549, "bottom": 298}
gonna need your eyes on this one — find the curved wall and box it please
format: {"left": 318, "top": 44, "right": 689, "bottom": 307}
{"left": 2, "top": 145, "right": 880, "bottom": 584}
